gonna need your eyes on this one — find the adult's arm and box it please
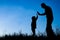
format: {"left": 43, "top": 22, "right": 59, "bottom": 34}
{"left": 37, "top": 11, "right": 46, "bottom": 15}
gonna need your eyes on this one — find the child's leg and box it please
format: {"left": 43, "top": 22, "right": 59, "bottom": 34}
{"left": 32, "top": 28, "right": 35, "bottom": 36}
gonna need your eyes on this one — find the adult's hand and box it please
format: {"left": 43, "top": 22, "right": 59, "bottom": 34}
{"left": 37, "top": 11, "right": 40, "bottom": 15}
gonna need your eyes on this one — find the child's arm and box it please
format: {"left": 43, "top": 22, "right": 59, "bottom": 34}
{"left": 36, "top": 13, "right": 38, "bottom": 20}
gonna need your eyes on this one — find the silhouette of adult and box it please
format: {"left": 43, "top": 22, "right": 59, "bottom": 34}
{"left": 37, "top": 3, "right": 54, "bottom": 37}
{"left": 31, "top": 14, "right": 38, "bottom": 36}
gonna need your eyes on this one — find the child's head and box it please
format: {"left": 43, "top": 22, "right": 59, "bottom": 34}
{"left": 32, "top": 16, "right": 35, "bottom": 20}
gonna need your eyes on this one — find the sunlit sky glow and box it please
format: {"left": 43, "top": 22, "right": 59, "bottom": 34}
{"left": 0, "top": 0, "right": 60, "bottom": 36}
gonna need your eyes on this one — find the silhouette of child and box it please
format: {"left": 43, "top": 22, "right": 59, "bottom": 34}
{"left": 31, "top": 13, "right": 38, "bottom": 36}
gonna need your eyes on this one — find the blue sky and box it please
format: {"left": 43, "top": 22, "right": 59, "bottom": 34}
{"left": 0, "top": 0, "right": 60, "bottom": 36}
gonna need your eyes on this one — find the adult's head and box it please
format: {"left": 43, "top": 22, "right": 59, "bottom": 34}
{"left": 41, "top": 3, "right": 46, "bottom": 8}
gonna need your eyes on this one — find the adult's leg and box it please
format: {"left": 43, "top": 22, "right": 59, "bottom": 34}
{"left": 46, "top": 20, "right": 52, "bottom": 37}
{"left": 46, "top": 19, "right": 54, "bottom": 37}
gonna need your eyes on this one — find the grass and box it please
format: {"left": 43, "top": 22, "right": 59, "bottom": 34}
{"left": 0, "top": 32, "right": 60, "bottom": 40}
